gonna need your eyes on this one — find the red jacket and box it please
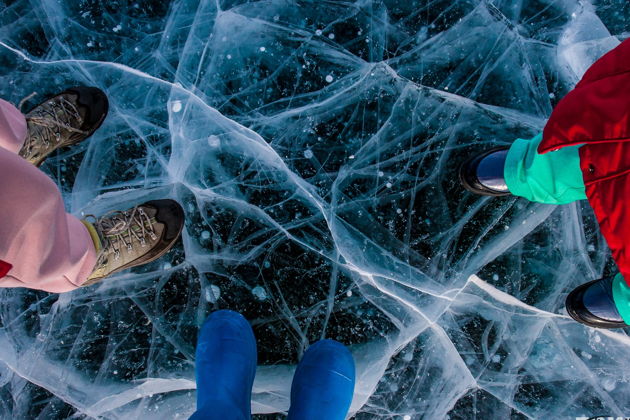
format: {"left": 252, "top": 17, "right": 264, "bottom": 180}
{"left": 539, "top": 38, "right": 630, "bottom": 285}
{"left": 0, "top": 260, "right": 11, "bottom": 278}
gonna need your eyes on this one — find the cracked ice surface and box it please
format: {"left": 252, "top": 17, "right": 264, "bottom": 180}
{"left": 0, "top": 0, "right": 629, "bottom": 418}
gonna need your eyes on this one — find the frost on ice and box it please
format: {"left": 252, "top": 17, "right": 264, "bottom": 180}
{"left": 0, "top": 0, "right": 628, "bottom": 419}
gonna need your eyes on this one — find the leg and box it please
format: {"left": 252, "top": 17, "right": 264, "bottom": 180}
{"left": 460, "top": 133, "right": 586, "bottom": 203}
{"left": 463, "top": 135, "right": 630, "bottom": 328}
{"left": 0, "top": 91, "right": 183, "bottom": 290}
{"left": 287, "top": 340, "right": 355, "bottom": 420}
{"left": 501, "top": 135, "right": 630, "bottom": 328}
{"left": 0, "top": 148, "right": 97, "bottom": 292}
{"left": 190, "top": 310, "right": 257, "bottom": 420}
{"left": 0, "top": 98, "right": 27, "bottom": 154}
{"left": 503, "top": 133, "right": 586, "bottom": 204}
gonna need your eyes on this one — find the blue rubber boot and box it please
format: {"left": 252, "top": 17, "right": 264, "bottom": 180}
{"left": 189, "top": 310, "right": 257, "bottom": 420}
{"left": 287, "top": 339, "right": 355, "bottom": 420}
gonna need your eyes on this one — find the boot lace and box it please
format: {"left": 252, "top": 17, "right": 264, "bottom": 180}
{"left": 92, "top": 207, "right": 158, "bottom": 262}
{"left": 21, "top": 93, "right": 89, "bottom": 154}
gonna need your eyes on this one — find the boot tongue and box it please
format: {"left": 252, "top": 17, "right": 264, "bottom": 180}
{"left": 477, "top": 150, "right": 509, "bottom": 192}
{"left": 583, "top": 278, "right": 624, "bottom": 322}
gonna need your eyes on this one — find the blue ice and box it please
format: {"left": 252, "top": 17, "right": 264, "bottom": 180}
{"left": 0, "top": 0, "right": 628, "bottom": 418}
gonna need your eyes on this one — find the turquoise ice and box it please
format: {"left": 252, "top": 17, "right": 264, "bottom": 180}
{"left": 0, "top": 0, "right": 627, "bottom": 418}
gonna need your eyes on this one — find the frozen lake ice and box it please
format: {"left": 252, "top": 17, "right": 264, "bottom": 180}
{"left": 0, "top": 0, "right": 629, "bottom": 418}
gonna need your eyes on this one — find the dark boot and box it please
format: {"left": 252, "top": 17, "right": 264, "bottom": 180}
{"left": 459, "top": 147, "right": 511, "bottom": 196}
{"left": 566, "top": 277, "right": 629, "bottom": 329}
{"left": 19, "top": 87, "right": 109, "bottom": 166}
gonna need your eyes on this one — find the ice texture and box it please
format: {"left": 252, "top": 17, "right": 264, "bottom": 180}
{"left": 0, "top": 0, "right": 629, "bottom": 418}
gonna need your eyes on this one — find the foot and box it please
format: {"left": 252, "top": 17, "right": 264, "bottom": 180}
{"left": 566, "top": 277, "right": 629, "bottom": 329}
{"left": 19, "top": 86, "right": 109, "bottom": 167}
{"left": 192, "top": 310, "right": 257, "bottom": 420}
{"left": 82, "top": 199, "right": 184, "bottom": 286}
{"left": 287, "top": 339, "right": 355, "bottom": 420}
{"left": 459, "top": 147, "right": 511, "bottom": 196}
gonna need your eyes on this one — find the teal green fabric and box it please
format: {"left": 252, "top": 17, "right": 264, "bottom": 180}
{"left": 502, "top": 134, "right": 630, "bottom": 317}
{"left": 504, "top": 133, "right": 587, "bottom": 204}
{"left": 612, "top": 273, "right": 630, "bottom": 324}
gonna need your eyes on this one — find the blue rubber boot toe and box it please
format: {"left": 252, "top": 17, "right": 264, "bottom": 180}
{"left": 190, "top": 310, "right": 257, "bottom": 420}
{"left": 287, "top": 339, "right": 355, "bottom": 420}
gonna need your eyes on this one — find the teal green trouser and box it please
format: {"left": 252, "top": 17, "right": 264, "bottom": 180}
{"left": 504, "top": 134, "right": 630, "bottom": 323}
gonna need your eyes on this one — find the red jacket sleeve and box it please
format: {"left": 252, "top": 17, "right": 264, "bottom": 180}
{"left": 539, "top": 38, "right": 630, "bottom": 154}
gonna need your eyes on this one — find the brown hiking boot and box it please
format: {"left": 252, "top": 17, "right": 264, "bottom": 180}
{"left": 82, "top": 199, "right": 185, "bottom": 286}
{"left": 19, "top": 86, "right": 109, "bottom": 167}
